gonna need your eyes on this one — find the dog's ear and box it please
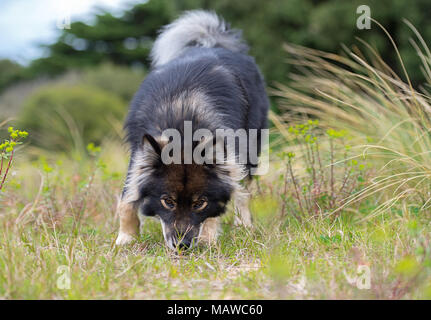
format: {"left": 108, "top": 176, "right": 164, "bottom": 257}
{"left": 142, "top": 134, "right": 162, "bottom": 157}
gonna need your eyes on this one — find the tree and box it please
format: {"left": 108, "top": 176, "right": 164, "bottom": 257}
{"left": 23, "top": 0, "right": 431, "bottom": 88}
{"left": 28, "top": 0, "right": 176, "bottom": 76}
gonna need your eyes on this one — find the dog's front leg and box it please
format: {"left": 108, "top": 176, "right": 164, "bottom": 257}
{"left": 116, "top": 156, "right": 141, "bottom": 245}
{"left": 116, "top": 200, "right": 140, "bottom": 245}
{"left": 234, "top": 191, "right": 253, "bottom": 227}
{"left": 199, "top": 217, "right": 220, "bottom": 244}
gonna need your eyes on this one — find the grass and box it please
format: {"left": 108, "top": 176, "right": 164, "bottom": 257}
{"left": 0, "top": 138, "right": 431, "bottom": 299}
{"left": 2, "top": 23, "right": 431, "bottom": 299}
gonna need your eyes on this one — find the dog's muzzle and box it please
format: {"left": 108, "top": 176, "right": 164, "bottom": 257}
{"left": 160, "top": 219, "right": 199, "bottom": 250}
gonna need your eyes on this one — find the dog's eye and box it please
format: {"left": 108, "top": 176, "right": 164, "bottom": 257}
{"left": 192, "top": 197, "right": 208, "bottom": 211}
{"left": 161, "top": 196, "right": 176, "bottom": 210}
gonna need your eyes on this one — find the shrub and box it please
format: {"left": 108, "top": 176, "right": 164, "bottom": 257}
{"left": 82, "top": 63, "right": 145, "bottom": 103}
{"left": 274, "top": 120, "right": 371, "bottom": 219}
{"left": 0, "top": 59, "right": 25, "bottom": 93}
{"left": 272, "top": 24, "right": 431, "bottom": 218}
{"left": 19, "top": 85, "right": 126, "bottom": 151}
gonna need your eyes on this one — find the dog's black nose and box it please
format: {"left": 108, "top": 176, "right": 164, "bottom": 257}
{"left": 177, "top": 240, "right": 191, "bottom": 250}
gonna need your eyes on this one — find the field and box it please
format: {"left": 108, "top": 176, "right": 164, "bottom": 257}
{"left": 2, "top": 31, "right": 431, "bottom": 299}
{"left": 1, "top": 130, "right": 431, "bottom": 299}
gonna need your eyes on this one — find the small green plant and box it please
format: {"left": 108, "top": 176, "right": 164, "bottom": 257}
{"left": 278, "top": 121, "right": 371, "bottom": 217}
{"left": 0, "top": 127, "right": 28, "bottom": 191}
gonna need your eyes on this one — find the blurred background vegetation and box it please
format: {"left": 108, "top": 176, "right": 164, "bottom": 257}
{"left": 1, "top": 0, "right": 430, "bottom": 151}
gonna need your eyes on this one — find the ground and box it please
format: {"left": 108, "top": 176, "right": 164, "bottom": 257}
{"left": 1, "top": 141, "right": 431, "bottom": 299}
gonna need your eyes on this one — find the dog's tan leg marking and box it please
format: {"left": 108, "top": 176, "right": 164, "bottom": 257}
{"left": 199, "top": 217, "right": 220, "bottom": 244}
{"left": 234, "top": 191, "right": 253, "bottom": 227}
{"left": 116, "top": 201, "right": 140, "bottom": 245}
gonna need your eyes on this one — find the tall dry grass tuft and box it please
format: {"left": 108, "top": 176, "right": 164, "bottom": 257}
{"left": 272, "top": 22, "right": 431, "bottom": 219}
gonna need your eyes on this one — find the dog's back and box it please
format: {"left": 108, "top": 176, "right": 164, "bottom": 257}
{"left": 125, "top": 10, "right": 269, "bottom": 152}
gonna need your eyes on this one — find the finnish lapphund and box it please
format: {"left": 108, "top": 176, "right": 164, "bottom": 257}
{"left": 115, "top": 10, "right": 269, "bottom": 249}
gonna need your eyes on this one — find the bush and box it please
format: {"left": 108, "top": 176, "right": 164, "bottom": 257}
{"left": 273, "top": 35, "right": 431, "bottom": 218}
{"left": 275, "top": 121, "right": 372, "bottom": 219}
{"left": 0, "top": 59, "right": 25, "bottom": 93}
{"left": 82, "top": 63, "right": 145, "bottom": 103}
{"left": 19, "top": 85, "right": 126, "bottom": 151}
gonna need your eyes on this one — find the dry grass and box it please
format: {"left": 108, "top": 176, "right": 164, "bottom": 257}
{"left": 272, "top": 21, "right": 431, "bottom": 221}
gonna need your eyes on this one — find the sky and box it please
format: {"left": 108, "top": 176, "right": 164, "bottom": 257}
{"left": 0, "top": 0, "right": 143, "bottom": 65}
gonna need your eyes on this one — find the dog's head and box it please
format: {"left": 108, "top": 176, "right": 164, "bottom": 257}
{"left": 124, "top": 134, "right": 244, "bottom": 250}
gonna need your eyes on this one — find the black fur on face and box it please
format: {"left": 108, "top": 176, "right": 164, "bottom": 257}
{"left": 134, "top": 136, "right": 232, "bottom": 250}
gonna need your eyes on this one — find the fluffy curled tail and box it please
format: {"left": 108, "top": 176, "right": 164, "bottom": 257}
{"left": 150, "top": 10, "right": 248, "bottom": 68}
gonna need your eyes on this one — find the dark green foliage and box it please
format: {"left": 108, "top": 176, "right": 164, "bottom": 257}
{"left": 0, "top": 60, "right": 25, "bottom": 92}
{"left": 21, "top": 0, "right": 431, "bottom": 90}
{"left": 27, "top": 0, "right": 176, "bottom": 78}
{"left": 1, "top": 0, "right": 430, "bottom": 92}
{"left": 176, "top": 0, "right": 431, "bottom": 87}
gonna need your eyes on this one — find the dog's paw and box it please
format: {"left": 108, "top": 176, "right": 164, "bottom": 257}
{"left": 199, "top": 217, "right": 219, "bottom": 245}
{"left": 234, "top": 214, "right": 253, "bottom": 228}
{"left": 115, "top": 232, "right": 136, "bottom": 245}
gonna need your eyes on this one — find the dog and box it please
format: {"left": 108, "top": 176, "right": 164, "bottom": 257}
{"left": 115, "top": 10, "right": 269, "bottom": 249}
